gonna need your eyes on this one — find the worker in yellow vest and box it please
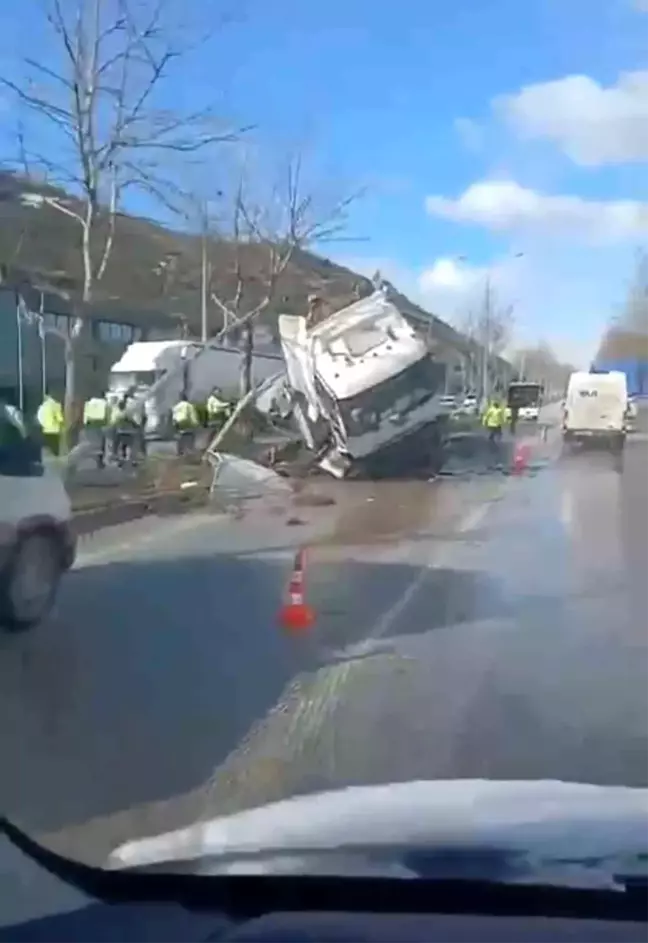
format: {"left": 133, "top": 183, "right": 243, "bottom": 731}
{"left": 171, "top": 394, "right": 199, "bottom": 456}
{"left": 107, "top": 394, "right": 132, "bottom": 465}
{"left": 206, "top": 387, "right": 230, "bottom": 429}
{"left": 83, "top": 392, "right": 109, "bottom": 468}
{"left": 36, "top": 393, "right": 64, "bottom": 456}
{"left": 482, "top": 399, "right": 506, "bottom": 447}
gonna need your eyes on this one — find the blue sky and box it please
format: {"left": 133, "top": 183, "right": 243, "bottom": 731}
{"left": 1, "top": 0, "right": 646, "bottom": 363}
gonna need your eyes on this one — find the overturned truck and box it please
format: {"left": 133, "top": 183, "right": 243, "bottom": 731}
{"left": 274, "top": 287, "right": 453, "bottom": 479}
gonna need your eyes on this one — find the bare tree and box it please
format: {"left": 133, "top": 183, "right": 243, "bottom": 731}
{"left": 2, "top": 0, "right": 242, "bottom": 439}
{"left": 598, "top": 248, "right": 648, "bottom": 362}
{"left": 206, "top": 156, "right": 363, "bottom": 397}
{"left": 458, "top": 280, "right": 515, "bottom": 398}
{"left": 510, "top": 343, "right": 574, "bottom": 393}
{"left": 623, "top": 249, "right": 648, "bottom": 334}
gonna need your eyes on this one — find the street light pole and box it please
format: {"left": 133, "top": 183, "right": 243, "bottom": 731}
{"left": 200, "top": 204, "right": 208, "bottom": 345}
{"left": 519, "top": 351, "right": 526, "bottom": 381}
{"left": 15, "top": 295, "right": 24, "bottom": 412}
{"left": 481, "top": 276, "right": 491, "bottom": 404}
{"left": 38, "top": 292, "right": 47, "bottom": 399}
{"left": 478, "top": 252, "right": 524, "bottom": 402}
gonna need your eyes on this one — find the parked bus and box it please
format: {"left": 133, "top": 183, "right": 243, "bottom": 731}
{"left": 507, "top": 381, "right": 544, "bottom": 420}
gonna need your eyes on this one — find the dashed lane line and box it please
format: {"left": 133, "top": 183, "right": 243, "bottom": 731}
{"left": 199, "top": 483, "right": 507, "bottom": 810}
{"left": 335, "top": 485, "right": 501, "bottom": 660}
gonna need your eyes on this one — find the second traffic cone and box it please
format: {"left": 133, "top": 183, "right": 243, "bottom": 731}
{"left": 278, "top": 548, "right": 315, "bottom": 633}
{"left": 512, "top": 442, "right": 531, "bottom": 474}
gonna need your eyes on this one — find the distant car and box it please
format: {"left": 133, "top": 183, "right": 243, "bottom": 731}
{"left": 439, "top": 395, "right": 458, "bottom": 411}
{"left": 518, "top": 405, "right": 540, "bottom": 421}
{"left": 460, "top": 395, "right": 479, "bottom": 417}
{"left": 0, "top": 403, "right": 75, "bottom": 631}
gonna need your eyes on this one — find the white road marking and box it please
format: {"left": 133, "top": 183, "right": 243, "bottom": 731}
{"left": 204, "top": 488, "right": 506, "bottom": 793}
{"left": 340, "top": 490, "right": 500, "bottom": 658}
{"left": 457, "top": 500, "right": 491, "bottom": 534}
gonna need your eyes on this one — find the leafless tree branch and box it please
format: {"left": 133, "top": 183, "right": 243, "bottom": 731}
{"left": 3, "top": 0, "right": 247, "bottom": 436}
{"left": 205, "top": 157, "right": 363, "bottom": 395}
{"left": 43, "top": 194, "right": 86, "bottom": 225}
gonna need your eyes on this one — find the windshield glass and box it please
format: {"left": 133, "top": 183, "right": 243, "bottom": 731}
{"left": 339, "top": 357, "right": 446, "bottom": 436}
{"left": 108, "top": 370, "right": 158, "bottom": 390}
{"left": 1, "top": 0, "right": 647, "bottom": 905}
{"left": 508, "top": 383, "right": 543, "bottom": 408}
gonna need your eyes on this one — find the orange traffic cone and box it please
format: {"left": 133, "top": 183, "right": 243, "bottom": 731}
{"left": 512, "top": 442, "right": 530, "bottom": 474}
{"left": 278, "top": 548, "right": 315, "bottom": 633}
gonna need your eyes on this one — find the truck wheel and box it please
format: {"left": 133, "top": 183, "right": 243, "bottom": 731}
{"left": 0, "top": 531, "right": 63, "bottom": 632}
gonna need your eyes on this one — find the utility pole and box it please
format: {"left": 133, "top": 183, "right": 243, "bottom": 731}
{"left": 481, "top": 276, "right": 491, "bottom": 404}
{"left": 200, "top": 202, "right": 209, "bottom": 345}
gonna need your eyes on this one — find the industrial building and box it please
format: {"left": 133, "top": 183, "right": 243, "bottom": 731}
{"left": 0, "top": 283, "right": 177, "bottom": 418}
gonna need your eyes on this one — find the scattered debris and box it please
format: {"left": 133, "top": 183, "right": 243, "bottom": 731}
{"left": 292, "top": 492, "right": 336, "bottom": 508}
{"left": 209, "top": 452, "right": 292, "bottom": 505}
{"left": 260, "top": 287, "right": 453, "bottom": 480}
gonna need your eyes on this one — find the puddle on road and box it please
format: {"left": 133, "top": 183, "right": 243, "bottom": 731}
{"left": 321, "top": 480, "right": 447, "bottom": 548}
{"left": 311, "top": 430, "right": 553, "bottom": 550}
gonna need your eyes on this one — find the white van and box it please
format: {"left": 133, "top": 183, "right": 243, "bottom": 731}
{"left": 0, "top": 403, "right": 75, "bottom": 631}
{"left": 562, "top": 371, "right": 628, "bottom": 452}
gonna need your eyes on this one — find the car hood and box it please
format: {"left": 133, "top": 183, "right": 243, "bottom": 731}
{"left": 108, "top": 779, "right": 648, "bottom": 887}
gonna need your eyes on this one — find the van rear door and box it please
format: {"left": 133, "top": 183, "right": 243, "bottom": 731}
{"left": 565, "top": 372, "right": 627, "bottom": 433}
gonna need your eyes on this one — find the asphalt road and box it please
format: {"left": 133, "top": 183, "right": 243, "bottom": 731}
{"left": 1, "top": 416, "right": 646, "bottom": 873}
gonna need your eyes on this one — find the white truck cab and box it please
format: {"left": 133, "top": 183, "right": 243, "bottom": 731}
{"left": 278, "top": 290, "right": 449, "bottom": 478}
{"left": 0, "top": 404, "right": 75, "bottom": 631}
{"left": 563, "top": 370, "right": 628, "bottom": 452}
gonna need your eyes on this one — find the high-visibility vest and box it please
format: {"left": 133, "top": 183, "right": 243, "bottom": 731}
{"left": 206, "top": 394, "right": 228, "bottom": 418}
{"left": 172, "top": 401, "right": 198, "bottom": 426}
{"left": 124, "top": 396, "right": 145, "bottom": 426}
{"left": 37, "top": 398, "right": 64, "bottom": 435}
{"left": 109, "top": 405, "right": 127, "bottom": 427}
{"left": 483, "top": 404, "right": 505, "bottom": 429}
{"left": 83, "top": 397, "right": 108, "bottom": 424}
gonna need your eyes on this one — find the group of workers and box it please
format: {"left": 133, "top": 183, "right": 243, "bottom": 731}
{"left": 34, "top": 386, "right": 233, "bottom": 465}
{"left": 37, "top": 387, "right": 519, "bottom": 466}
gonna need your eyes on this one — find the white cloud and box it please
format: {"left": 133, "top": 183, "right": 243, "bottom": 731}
{"left": 417, "top": 252, "right": 616, "bottom": 367}
{"left": 419, "top": 257, "right": 478, "bottom": 292}
{"left": 416, "top": 255, "right": 527, "bottom": 326}
{"left": 632, "top": 0, "right": 648, "bottom": 12}
{"left": 417, "top": 258, "right": 486, "bottom": 323}
{"left": 338, "top": 253, "right": 527, "bottom": 338}
{"left": 336, "top": 249, "right": 625, "bottom": 368}
{"left": 425, "top": 180, "right": 648, "bottom": 243}
{"left": 497, "top": 71, "right": 648, "bottom": 166}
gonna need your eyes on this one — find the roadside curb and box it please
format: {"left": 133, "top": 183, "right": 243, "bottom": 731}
{"left": 71, "top": 485, "right": 211, "bottom": 545}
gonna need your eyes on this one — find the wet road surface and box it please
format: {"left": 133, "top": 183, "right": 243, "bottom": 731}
{"left": 1, "top": 417, "right": 646, "bottom": 871}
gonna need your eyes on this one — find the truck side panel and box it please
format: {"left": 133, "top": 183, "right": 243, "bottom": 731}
{"left": 593, "top": 359, "right": 648, "bottom": 397}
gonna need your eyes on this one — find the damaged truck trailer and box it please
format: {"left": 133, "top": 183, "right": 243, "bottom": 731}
{"left": 276, "top": 288, "right": 454, "bottom": 479}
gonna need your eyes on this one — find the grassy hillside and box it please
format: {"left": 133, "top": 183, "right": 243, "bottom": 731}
{"left": 0, "top": 170, "right": 372, "bottom": 335}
